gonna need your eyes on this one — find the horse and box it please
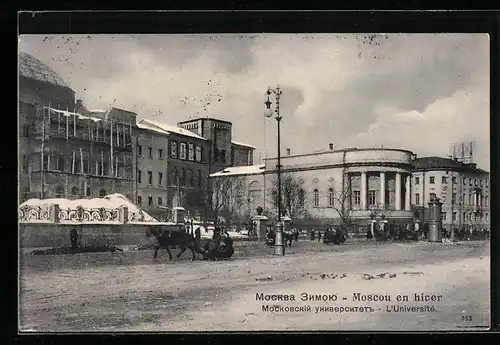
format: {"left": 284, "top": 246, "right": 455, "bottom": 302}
{"left": 145, "top": 225, "right": 204, "bottom": 261}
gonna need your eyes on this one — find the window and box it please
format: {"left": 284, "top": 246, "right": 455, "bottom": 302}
{"left": 468, "top": 194, "right": 472, "bottom": 205}
{"left": 463, "top": 177, "right": 466, "bottom": 185}
{"left": 415, "top": 177, "right": 420, "bottom": 185}
{"left": 485, "top": 213, "right": 489, "bottom": 221}
{"left": 172, "top": 167, "right": 178, "bottom": 185}
{"left": 195, "top": 146, "right": 202, "bottom": 162}
{"left": 148, "top": 146, "right": 152, "bottom": 158}
{"left": 158, "top": 149, "right": 163, "bottom": 159}
{"left": 485, "top": 180, "right": 489, "bottom": 188}
{"left": 463, "top": 212, "right": 467, "bottom": 221}
{"left": 485, "top": 196, "right": 488, "bottom": 206}
{"left": 188, "top": 143, "right": 194, "bottom": 161}
{"left": 189, "top": 169, "right": 194, "bottom": 186}
{"left": 463, "top": 194, "right": 466, "bottom": 205}
{"left": 22, "top": 124, "right": 30, "bottom": 137}
{"left": 137, "top": 170, "right": 142, "bottom": 184}
{"left": 148, "top": 171, "right": 153, "bottom": 185}
{"left": 313, "top": 189, "right": 319, "bottom": 207}
{"left": 441, "top": 212, "right": 447, "bottom": 220}
{"left": 452, "top": 193, "right": 457, "bottom": 203}
{"left": 158, "top": 197, "right": 163, "bottom": 206}
{"left": 429, "top": 176, "right": 435, "bottom": 184}
{"left": 441, "top": 176, "right": 447, "bottom": 184}
{"left": 429, "top": 192, "right": 436, "bottom": 200}
{"left": 56, "top": 156, "right": 65, "bottom": 171}
{"left": 86, "top": 187, "right": 91, "bottom": 196}
{"left": 415, "top": 193, "right": 420, "bottom": 205}
{"left": 148, "top": 196, "right": 153, "bottom": 206}
{"left": 354, "top": 191, "right": 361, "bottom": 206}
{"left": 99, "top": 189, "right": 106, "bottom": 197}
{"left": 138, "top": 145, "right": 142, "bottom": 156}
{"left": 328, "top": 188, "right": 335, "bottom": 207}
{"left": 220, "top": 149, "right": 226, "bottom": 163}
{"left": 71, "top": 186, "right": 79, "bottom": 196}
{"left": 368, "top": 190, "right": 376, "bottom": 206}
{"left": 137, "top": 196, "right": 142, "bottom": 206}
{"left": 54, "top": 185, "right": 64, "bottom": 197}
{"left": 452, "top": 177, "right": 457, "bottom": 184}
{"left": 474, "top": 179, "right": 478, "bottom": 186}
{"left": 180, "top": 168, "right": 186, "bottom": 186}
{"left": 180, "top": 143, "right": 187, "bottom": 159}
{"left": 170, "top": 141, "right": 178, "bottom": 158}
{"left": 452, "top": 212, "right": 457, "bottom": 221}
{"left": 469, "top": 178, "right": 472, "bottom": 186}
{"left": 480, "top": 180, "right": 483, "bottom": 187}
{"left": 158, "top": 172, "right": 163, "bottom": 186}
{"left": 298, "top": 189, "right": 305, "bottom": 206}
{"left": 197, "top": 169, "right": 202, "bottom": 187}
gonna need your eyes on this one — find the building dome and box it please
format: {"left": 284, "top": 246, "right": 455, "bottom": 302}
{"left": 19, "top": 52, "right": 69, "bottom": 88}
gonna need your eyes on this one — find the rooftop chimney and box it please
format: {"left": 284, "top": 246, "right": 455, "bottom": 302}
{"left": 329, "top": 143, "right": 334, "bottom": 150}
{"left": 286, "top": 148, "right": 291, "bottom": 156}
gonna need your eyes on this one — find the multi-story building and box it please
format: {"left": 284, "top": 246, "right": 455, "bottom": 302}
{"left": 210, "top": 145, "right": 417, "bottom": 231}
{"left": 135, "top": 119, "right": 210, "bottom": 214}
{"left": 18, "top": 52, "right": 137, "bottom": 202}
{"left": 177, "top": 117, "right": 255, "bottom": 172}
{"left": 412, "top": 156, "right": 490, "bottom": 232}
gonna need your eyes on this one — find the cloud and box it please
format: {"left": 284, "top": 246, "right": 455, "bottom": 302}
{"left": 18, "top": 33, "right": 490, "bottom": 170}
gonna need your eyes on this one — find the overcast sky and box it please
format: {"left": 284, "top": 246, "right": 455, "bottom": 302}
{"left": 19, "top": 34, "right": 490, "bottom": 170}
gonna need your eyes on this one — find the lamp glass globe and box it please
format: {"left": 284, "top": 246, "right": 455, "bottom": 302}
{"left": 264, "top": 108, "right": 273, "bottom": 118}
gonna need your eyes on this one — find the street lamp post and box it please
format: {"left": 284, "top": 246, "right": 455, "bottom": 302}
{"left": 265, "top": 85, "right": 285, "bottom": 256}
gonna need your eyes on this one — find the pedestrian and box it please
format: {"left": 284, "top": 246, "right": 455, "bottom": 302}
{"left": 310, "top": 230, "right": 316, "bottom": 241}
{"left": 318, "top": 230, "right": 322, "bottom": 242}
{"left": 70, "top": 228, "right": 78, "bottom": 251}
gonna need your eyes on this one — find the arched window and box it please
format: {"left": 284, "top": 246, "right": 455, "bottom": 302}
{"left": 328, "top": 188, "right": 335, "bottom": 207}
{"left": 298, "top": 189, "right": 305, "bottom": 206}
{"left": 313, "top": 189, "right": 319, "bottom": 207}
{"left": 71, "top": 186, "right": 79, "bottom": 196}
{"left": 99, "top": 189, "right": 106, "bottom": 197}
{"left": 180, "top": 168, "right": 186, "bottom": 186}
{"left": 188, "top": 169, "right": 194, "bottom": 186}
{"left": 86, "top": 187, "right": 91, "bottom": 196}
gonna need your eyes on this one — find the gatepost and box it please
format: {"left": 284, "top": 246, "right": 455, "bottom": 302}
{"left": 427, "top": 197, "right": 443, "bottom": 242}
{"left": 252, "top": 206, "right": 268, "bottom": 241}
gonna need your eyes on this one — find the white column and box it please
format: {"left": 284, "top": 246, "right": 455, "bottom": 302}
{"left": 380, "top": 172, "right": 386, "bottom": 208}
{"left": 361, "top": 172, "right": 367, "bottom": 210}
{"left": 395, "top": 172, "right": 402, "bottom": 211}
{"left": 405, "top": 174, "right": 411, "bottom": 211}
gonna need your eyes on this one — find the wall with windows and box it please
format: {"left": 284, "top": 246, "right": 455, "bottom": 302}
{"left": 231, "top": 144, "right": 254, "bottom": 166}
{"left": 411, "top": 168, "right": 490, "bottom": 231}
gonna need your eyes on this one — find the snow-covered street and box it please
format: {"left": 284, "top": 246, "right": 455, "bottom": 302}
{"left": 19, "top": 240, "right": 490, "bottom": 332}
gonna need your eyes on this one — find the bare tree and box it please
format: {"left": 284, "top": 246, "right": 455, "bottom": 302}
{"left": 267, "top": 172, "right": 309, "bottom": 220}
{"left": 330, "top": 183, "right": 356, "bottom": 231}
{"left": 190, "top": 177, "right": 247, "bottom": 228}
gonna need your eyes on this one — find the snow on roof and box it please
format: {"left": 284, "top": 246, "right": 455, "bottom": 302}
{"left": 46, "top": 106, "right": 103, "bottom": 123}
{"left": 231, "top": 141, "right": 256, "bottom": 149}
{"left": 140, "top": 119, "right": 207, "bottom": 140}
{"left": 19, "top": 193, "right": 158, "bottom": 223}
{"left": 137, "top": 122, "right": 169, "bottom": 135}
{"left": 210, "top": 164, "right": 265, "bottom": 177}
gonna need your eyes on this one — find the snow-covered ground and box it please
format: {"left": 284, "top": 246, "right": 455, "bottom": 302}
{"left": 19, "top": 241, "right": 489, "bottom": 332}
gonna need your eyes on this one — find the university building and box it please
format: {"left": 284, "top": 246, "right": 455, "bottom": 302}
{"left": 412, "top": 156, "right": 490, "bottom": 231}
{"left": 210, "top": 146, "right": 491, "bottom": 232}
{"left": 18, "top": 52, "right": 137, "bottom": 202}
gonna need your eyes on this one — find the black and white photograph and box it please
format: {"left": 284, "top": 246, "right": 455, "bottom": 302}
{"left": 18, "top": 32, "right": 490, "bottom": 331}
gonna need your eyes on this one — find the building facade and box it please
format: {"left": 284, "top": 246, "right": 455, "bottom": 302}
{"left": 19, "top": 52, "right": 137, "bottom": 202}
{"left": 135, "top": 119, "right": 211, "bottom": 215}
{"left": 412, "top": 157, "right": 490, "bottom": 232}
{"left": 210, "top": 146, "right": 417, "bottom": 230}
{"left": 177, "top": 117, "right": 255, "bottom": 172}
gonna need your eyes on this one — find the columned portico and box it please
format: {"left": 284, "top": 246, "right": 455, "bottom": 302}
{"left": 395, "top": 172, "right": 402, "bottom": 211}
